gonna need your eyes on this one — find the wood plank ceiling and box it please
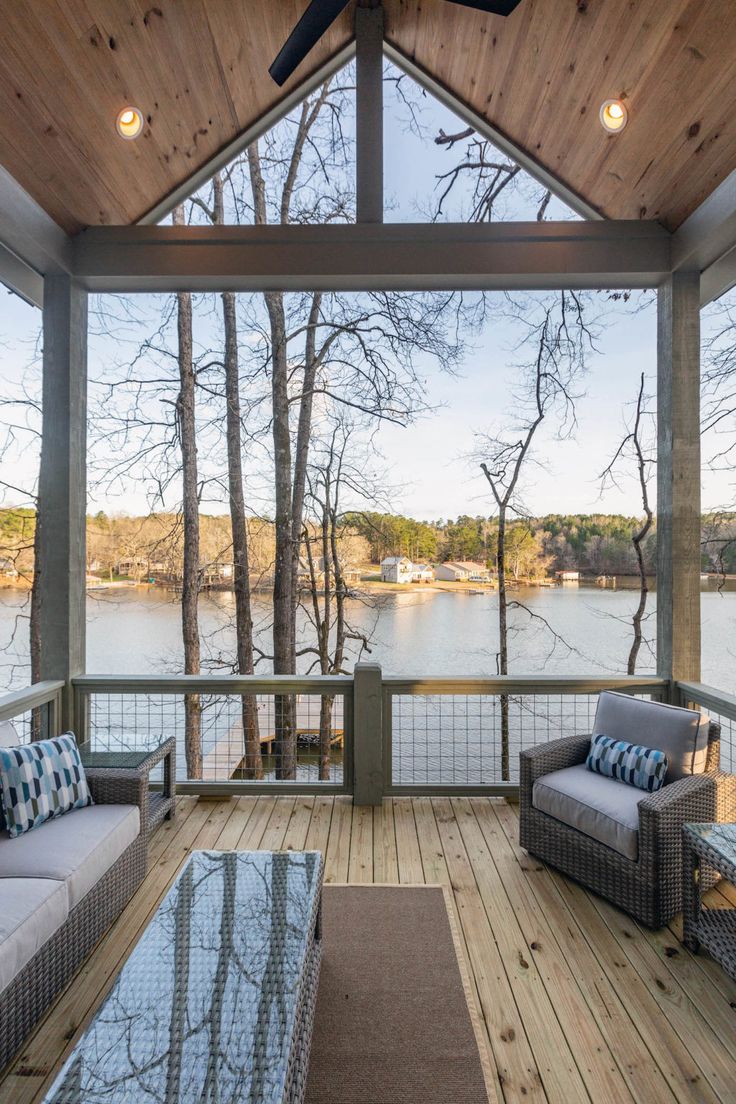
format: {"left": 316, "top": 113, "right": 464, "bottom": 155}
{"left": 0, "top": 0, "right": 735, "bottom": 234}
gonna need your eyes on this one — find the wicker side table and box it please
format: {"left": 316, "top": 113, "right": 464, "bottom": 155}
{"left": 682, "top": 822, "right": 736, "bottom": 982}
{"left": 80, "top": 738, "right": 176, "bottom": 836}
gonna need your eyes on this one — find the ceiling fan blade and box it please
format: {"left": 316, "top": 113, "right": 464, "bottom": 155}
{"left": 443, "top": 0, "right": 523, "bottom": 15}
{"left": 269, "top": 0, "right": 352, "bottom": 86}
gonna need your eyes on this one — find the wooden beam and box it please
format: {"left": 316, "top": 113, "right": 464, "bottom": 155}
{"left": 382, "top": 42, "right": 602, "bottom": 223}
{"left": 701, "top": 245, "right": 736, "bottom": 306}
{"left": 355, "top": 4, "right": 383, "bottom": 224}
{"left": 656, "top": 270, "right": 701, "bottom": 683}
{"left": 38, "top": 276, "right": 87, "bottom": 728}
{"left": 353, "top": 662, "right": 384, "bottom": 806}
{"left": 72, "top": 220, "right": 671, "bottom": 293}
{"left": 0, "top": 243, "right": 44, "bottom": 308}
{"left": 672, "top": 167, "right": 736, "bottom": 305}
{"left": 0, "top": 165, "right": 72, "bottom": 277}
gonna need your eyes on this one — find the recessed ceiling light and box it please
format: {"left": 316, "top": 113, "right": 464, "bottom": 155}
{"left": 116, "top": 106, "right": 144, "bottom": 140}
{"left": 599, "top": 99, "right": 628, "bottom": 133}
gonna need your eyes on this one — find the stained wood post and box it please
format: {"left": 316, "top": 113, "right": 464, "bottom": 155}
{"left": 353, "top": 662, "right": 383, "bottom": 805}
{"left": 656, "top": 270, "right": 701, "bottom": 685}
{"left": 355, "top": 3, "right": 383, "bottom": 224}
{"left": 38, "top": 275, "right": 87, "bottom": 730}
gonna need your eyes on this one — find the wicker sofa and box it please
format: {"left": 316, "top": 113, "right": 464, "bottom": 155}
{"left": 520, "top": 691, "right": 736, "bottom": 928}
{"left": 0, "top": 765, "right": 149, "bottom": 1072}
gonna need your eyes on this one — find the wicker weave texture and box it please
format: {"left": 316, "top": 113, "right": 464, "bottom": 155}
{"left": 682, "top": 823, "right": 736, "bottom": 980}
{"left": 0, "top": 777, "right": 148, "bottom": 1074}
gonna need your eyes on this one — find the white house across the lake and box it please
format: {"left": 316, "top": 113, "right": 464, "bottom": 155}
{"left": 381, "top": 556, "right": 414, "bottom": 583}
{"left": 434, "top": 561, "right": 491, "bottom": 583}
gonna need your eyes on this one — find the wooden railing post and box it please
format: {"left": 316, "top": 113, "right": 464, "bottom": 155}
{"left": 353, "top": 662, "right": 383, "bottom": 806}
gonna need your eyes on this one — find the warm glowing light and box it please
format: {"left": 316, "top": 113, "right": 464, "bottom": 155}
{"left": 116, "top": 106, "right": 144, "bottom": 140}
{"left": 599, "top": 99, "right": 628, "bottom": 133}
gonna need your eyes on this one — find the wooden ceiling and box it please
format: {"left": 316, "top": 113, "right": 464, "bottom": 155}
{"left": 1, "top": 0, "right": 735, "bottom": 234}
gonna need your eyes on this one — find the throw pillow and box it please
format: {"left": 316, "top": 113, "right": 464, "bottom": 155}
{"left": 0, "top": 732, "right": 93, "bottom": 838}
{"left": 586, "top": 732, "right": 668, "bottom": 793}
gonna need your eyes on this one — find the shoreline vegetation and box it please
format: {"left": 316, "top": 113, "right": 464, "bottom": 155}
{"left": 2, "top": 506, "right": 736, "bottom": 593}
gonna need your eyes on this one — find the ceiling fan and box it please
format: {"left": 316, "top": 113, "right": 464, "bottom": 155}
{"left": 269, "top": 0, "right": 523, "bottom": 86}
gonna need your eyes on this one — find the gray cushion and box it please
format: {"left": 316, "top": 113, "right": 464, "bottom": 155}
{"left": 0, "top": 804, "right": 140, "bottom": 909}
{"left": 593, "top": 691, "right": 710, "bottom": 781}
{"left": 0, "top": 877, "right": 69, "bottom": 993}
{"left": 533, "top": 763, "right": 643, "bottom": 860}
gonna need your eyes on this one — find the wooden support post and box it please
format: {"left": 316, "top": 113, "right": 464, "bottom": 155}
{"left": 657, "top": 270, "right": 701, "bottom": 685}
{"left": 353, "top": 662, "right": 383, "bottom": 805}
{"left": 38, "top": 275, "right": 87, "bottom": 730}
{"left": 355, "top": 3, "right": 383, "bottom": 224}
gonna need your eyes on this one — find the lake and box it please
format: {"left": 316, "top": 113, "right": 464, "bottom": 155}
{"left": 2, "top": 582, "right": 733, "bottom": 784}
{"left": 1, "top": 580, "right": 734, "bottom": 690}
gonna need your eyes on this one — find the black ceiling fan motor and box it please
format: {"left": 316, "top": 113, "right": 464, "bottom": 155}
{"left": 268, "top": 0, "right": 523, "bottom": 86}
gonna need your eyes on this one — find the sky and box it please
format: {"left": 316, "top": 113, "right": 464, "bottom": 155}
{"left": 0, "top": 61, "right": 733, "bottom": 523}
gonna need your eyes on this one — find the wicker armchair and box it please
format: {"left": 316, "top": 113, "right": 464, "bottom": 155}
{"left": 519, "top": 719, "right": 736, "bottom": 928}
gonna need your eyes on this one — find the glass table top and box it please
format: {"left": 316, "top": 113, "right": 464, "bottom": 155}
{"left": 44, "top": 850, "right": 323, "bottom": 1104}
{"left": 687, "top": 823, "right": 736, "bottom": 867}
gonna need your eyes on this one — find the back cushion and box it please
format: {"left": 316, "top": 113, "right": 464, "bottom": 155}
{"left": 593, "top": 691, "right": 710, "bottom": 782}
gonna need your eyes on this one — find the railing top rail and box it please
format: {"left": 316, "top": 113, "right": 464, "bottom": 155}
{"left": 72, "top": 674, "right": 353, "bottom": 695}
{"left": 382, "top": 675, "right": 668, "bottom": 695}
{"left": 676, "top": 680, "right": 736, "bottom": 722}
{"left": 0, "top": 680, "right": 64, "bottom": 724}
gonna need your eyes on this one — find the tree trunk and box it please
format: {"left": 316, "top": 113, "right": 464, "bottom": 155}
{"left": 319, "top": 694, "right": 333, "bottom": 781}
{"left": 214, "top": 175, "right": 263, "bottom": 778}
{"left": 248, "top": 143, "right": 296, "bottom": 778}
{"left": 173, "top": 204, "right": 202, "bottom": 780}
{"left": 290, "top": 293, "right": 322, "bottom": 665}
{"left": 30, "top": 500, "right": 42, "bottom": 738}
{"left": 497, "top": 505, "right": 510, "bottom": 781}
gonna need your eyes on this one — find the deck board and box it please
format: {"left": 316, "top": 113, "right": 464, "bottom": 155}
{"left": 1, "top": 796, "right": 735, "bottom": 1104}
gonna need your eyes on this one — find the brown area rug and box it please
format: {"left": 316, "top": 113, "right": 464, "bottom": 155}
{"left": 306, "top": 885, "right": 495, "bottom": 1104}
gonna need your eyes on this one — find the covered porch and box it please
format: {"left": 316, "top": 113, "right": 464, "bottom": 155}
{"left": 2, "top": 1, "right": 736, "bottom": 1102}
{"left": 0, "top": 794, "right": 734, "bottom": 1104}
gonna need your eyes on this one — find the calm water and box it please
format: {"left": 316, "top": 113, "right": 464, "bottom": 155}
{"left": 0, "top": 581, "right": 734, "bottom": 690}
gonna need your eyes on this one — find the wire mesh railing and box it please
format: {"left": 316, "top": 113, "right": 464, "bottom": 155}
{"left": 677, "top": 680, "right": 736, "bottom": 775}
{"left": 72, "top": 676, "right": 353, "bottom": 790}
{"left": 14, "top": 672, "right": 736, "bottom": 798}
{"left": 383, "top": 677, "right": 669, "bottom": 792}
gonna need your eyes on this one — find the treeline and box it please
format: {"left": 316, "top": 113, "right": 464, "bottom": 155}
{"left": 4, "top": 507, "right": 736, "bottom": 583}
{"left": 0, "top": 508, "right": 369, "bottom": 581}
{"left": 344, "top": 510, "right": 736, "bottom": 576}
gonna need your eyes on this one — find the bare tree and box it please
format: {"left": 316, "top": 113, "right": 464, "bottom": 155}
{"left": 477, "top": 294, "right": 592, "bottom": 778}
{"left": 172, "top": 204, "right": 202, "bottom": 779}
{"left": 599, "top": 372, "right": 655, "bottom": 673}
{"left": 300, "top": 420, "right": 377, "bottom": 778}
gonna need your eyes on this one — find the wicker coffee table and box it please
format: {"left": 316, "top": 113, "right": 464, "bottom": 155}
{"left": 682, "top": 823, "right": 736, "bottom": 981}
{"left": 43, "top": 849, "right": 324, "bottom": 1103}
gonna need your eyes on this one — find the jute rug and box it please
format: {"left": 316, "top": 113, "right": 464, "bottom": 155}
{"left": 305, "top": 885, "right": 496, "bottom": 1104}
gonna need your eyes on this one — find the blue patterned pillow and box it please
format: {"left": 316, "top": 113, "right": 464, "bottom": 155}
{"left": 0, "top": 732, "right": 93, "bottom": 838}
{"left": 586, "top": 733, "right": 668, "bottom": 793}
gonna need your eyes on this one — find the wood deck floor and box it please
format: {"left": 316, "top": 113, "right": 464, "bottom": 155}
{"left": 1, "top": 795, "right": 735, "bottom": 1104}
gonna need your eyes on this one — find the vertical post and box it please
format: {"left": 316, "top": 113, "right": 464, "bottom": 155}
{"left": 353, "top": 662, "right": 383, "bottom": 805}
{"left": 355, "top": 2, "right": 383, "bottom": 224}
{"left": 38, "top": 275, "right": 87, "bottom": 730}
{"left": 657, "top": 270, "right": 701, "bottom": 685}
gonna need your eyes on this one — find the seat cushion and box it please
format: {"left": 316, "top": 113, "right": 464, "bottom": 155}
{"left": 0, "top": 804, "right": 140, "bottom": 909}
{"left": 532, "top": 763, "right": 643, "bottom": 860}
{"left": 593, "top": 691, "right": 710, "bottom": 781}
{"left": 0, "top": 877, "right": 69, "bottom": 993}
